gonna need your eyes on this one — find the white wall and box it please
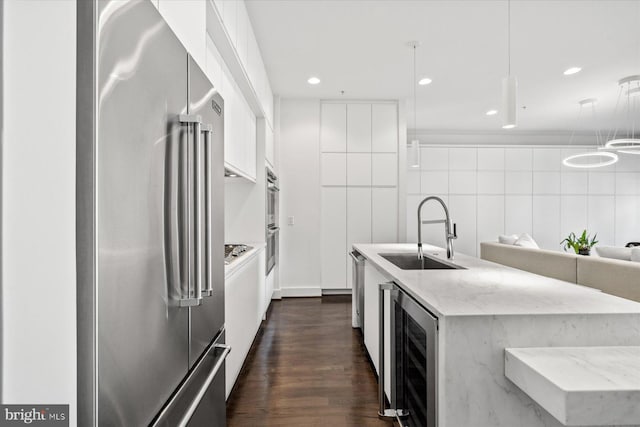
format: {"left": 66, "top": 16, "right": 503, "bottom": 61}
{"left": 278, "top": 99, "right": 322, "bottom": 292}
{"left": 406, "top": 143, "right": 640, "bottom": 256}
{"left": 2, "top": 0, "right": 76, "bottom": 423}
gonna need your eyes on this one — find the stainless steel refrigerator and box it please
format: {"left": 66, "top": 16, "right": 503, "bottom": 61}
{"left": 76, "top": 1, "right": 228, "bottom": 425}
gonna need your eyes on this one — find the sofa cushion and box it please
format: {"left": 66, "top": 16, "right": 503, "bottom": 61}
{"left": 480, "top": 242, "right": 577, "bottom": 283}
{"left": 632, "top": 248, "right": 640, "bottom": 263}
{"left": 577, "top": 256, "right": 640, "bottom": 303}
{"left": 595, "top": 246, "right": 632, "bottom": 261}
{"left": 499, "top": 234, "right": 518, "bottom": 245}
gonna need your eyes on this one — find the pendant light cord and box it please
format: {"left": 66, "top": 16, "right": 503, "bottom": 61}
{"left": 507, "top": 0, "right": 511, "bottom": 76}
{"left": 413, "top": 44, "right": 417, "bottom": 133}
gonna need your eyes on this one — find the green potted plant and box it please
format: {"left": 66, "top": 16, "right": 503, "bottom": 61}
{"left": 561, "top": 230, "right": 598, "bottom": 256}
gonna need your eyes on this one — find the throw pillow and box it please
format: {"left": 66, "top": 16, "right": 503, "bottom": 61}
{"left": 498, "top": 234, "right": 518, "bottom": 245}
{"left": 595, "top": 246, "right": 633, "bottom": 261}
{"left": 514, "top": 233, "right": 539, "bottom": 249}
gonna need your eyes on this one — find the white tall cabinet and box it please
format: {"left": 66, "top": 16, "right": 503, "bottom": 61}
{"left": 320, "top": 102, "right": 400, "bottom": 289}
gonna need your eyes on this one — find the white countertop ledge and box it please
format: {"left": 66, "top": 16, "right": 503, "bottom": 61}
{"left": 352, "top": 243, "right": 640, "bottom": 317}
{"left": 505, "top": 346, "right": 640, "bottom": 426}
{"left": 224, "top": 242, "right": 266, "bottom": 279}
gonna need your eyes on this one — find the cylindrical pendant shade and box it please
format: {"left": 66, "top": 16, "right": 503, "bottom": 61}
{"left": 502, "top": 75, "right": 517, "bottom": 129}
{"left": 409, "top": 139, "right": 420, "bottom": 168}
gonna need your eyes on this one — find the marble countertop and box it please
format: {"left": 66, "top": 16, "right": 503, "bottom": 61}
{"left": 353, "top": 243, "right": 640, "bottom": 317}
{"left": 224, "top": 242, "right": 266, "bottom": 279}
{"left": 505, "top": 346, "right": 640, "bottom": 426}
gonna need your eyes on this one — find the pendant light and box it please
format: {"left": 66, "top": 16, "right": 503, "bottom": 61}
{"left": 502, "top": 0, "right": 517, "bottom": 129}
{"left": 408, "top": 41, "right": 421, "bottom": 168}
{"left": 563, "top": 98, "right": 619, "bottom": 168}
{"left": 603, "top": 75, "right": 640, "bottom": 155}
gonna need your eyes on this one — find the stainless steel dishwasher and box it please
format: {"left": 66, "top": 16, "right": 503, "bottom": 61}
{"left": 350, "top": 250, "right": 365, "bottom": 331}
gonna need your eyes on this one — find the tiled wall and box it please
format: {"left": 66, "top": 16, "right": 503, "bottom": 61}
{"left": 406, "top": 145, "right": 640, "bottom": 256}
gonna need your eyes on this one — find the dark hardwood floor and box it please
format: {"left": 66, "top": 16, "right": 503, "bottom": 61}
{"left": 226, "top": 296, "right": 395, "bottom": 426}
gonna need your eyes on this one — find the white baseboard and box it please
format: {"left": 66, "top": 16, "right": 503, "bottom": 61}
{"left": 271, "top": 289, "right": 282, "bottom": 300}
{"left": 322, "top": 289, "right": 353, "bottom": 296}
{"left": 280, "top": 287, "right": 322, "bottom": 298}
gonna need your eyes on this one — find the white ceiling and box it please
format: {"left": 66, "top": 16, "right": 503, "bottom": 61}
{"left": 245, "top": 0, "right": 640, "bottom": 133}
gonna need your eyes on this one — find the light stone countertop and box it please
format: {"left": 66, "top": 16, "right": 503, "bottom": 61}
{"left": 224, "top": 242, "right": 266, "bottom": 279}
{"left": 353, "top": 243, "right": 640, "bottom": 317}
{"left": 505, "top": 346, "right": 640, "bottom": 426}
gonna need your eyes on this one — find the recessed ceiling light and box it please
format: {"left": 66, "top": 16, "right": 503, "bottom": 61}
{"left": 563, "top": 67, "right": 582, "bottom": 76}
{"left": 502, "top": 124, "right": 516, "bottom": 129}
{"left": 418, "top": 77, "right": 432, "bottom": 86}
{"left": 307, "top": 76, "right": 321, "bottom": 85}
{"left": 486, "top": 109, "right": 498, "bottom": 116}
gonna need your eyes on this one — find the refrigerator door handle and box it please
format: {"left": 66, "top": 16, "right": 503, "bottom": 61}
{"left": 178, "top": 344, "right": 231, "bottom": 427}
{"left": 179, "top": 114, "right": 203, "bottom": 307}
{"left": 202, "top": 124, "right": 214, "bottom": 297}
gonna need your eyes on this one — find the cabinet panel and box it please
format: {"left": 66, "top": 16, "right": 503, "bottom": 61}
{"left": 372, "top": 188, "right": 398, "bottom": 243}
{"left": 321, "top": 103, "right": 347, "bottom": 152}
{"left": 347, "top": 104, "right": 372, "bottom": 152}
{"left": 235, "top": 1, "right": 249, "bottom": 68}
{"left": 363, "top": 261, "right": 391, "bottom": 385}
{"left": 372, "top": 104, "right": 398, "bottom": 152}
{"left": 372, "top": 153, "right": 397, "bottom": 186}
{"left": 158, "top": 0, "right": 206, "bottom": 68}
{"left": 205, "top": 36, "right": 223, "bottom": 91}
{"left": 221, "top": 0, "right": 237, "bottom": 46}
{"left": 321, "top": 153, "right": 346, "bottom": 186}
{"left": 265, "top": 121, "right": 275, "bottom": 168}
{"left": 347, "top": 188, "right": 371, "bottom": 290}
{"left": 347, "top": 153, "right": 371, "bottom": 186}
{"left": 321, "top": 188, "right": 347, "bottom": 288}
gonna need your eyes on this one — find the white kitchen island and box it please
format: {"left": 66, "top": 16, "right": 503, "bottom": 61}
{"left": 353, "top": 243, "right": 640, "bottom": 427}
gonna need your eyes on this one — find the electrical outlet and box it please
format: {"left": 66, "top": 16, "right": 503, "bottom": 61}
{"left": 287, "top": 216, "right": 295, "bottom": 226}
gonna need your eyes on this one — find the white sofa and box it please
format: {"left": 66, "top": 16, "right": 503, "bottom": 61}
{"left": 480, "top": 242, "right": 640, "bottom": 303}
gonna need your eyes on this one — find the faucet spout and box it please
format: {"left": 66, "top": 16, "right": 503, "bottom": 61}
{"left": 417, "top": 196, "right": 457, "bottom": 260}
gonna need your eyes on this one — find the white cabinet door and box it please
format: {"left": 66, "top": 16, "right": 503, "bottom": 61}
{"left": 321, "top": 103, "right": 346, "bottom": 152}
{"left": 265, "top": 121, "right": 275, "bottom": 168}
{"left": 372, "top": 104, "right": 398, "bottom": 152}
{"left": 347, "top": 188, "right": 371, "bottom": 289}
{"left": 220, "top": 0, "right": 237, "bottom": 46}
{"left": 158, "top": 0, "right": 207, "bottom": 69}
{"left": 372, "top": 188, "right": 398, "bottom": 243}
{"left": 246, "top": 110, "right": 257, "bottom": 178}
{"left": 372, "top": 153, "right": 397, "bottom": 186}
{"left": 363, "top": 261, "right": 391, "bottom": 387}
{"left": 321, "top": 153, "right": 346, "bottom": 186}
{"left": 235, "top": 1, "right": 249, "bottom": 68}
{"left": 321, "top": 187, "right": 347, "bottom": 288}
{"left": 346, "top": 153, "right": 371, "bottom": 186}
{"left": 347, "top": 104, "right": 372, "bottom": 152}
{"left": 205, "top": 36, "right": 223, "bottom": 91}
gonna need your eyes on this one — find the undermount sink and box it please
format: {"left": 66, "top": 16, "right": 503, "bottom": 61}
{"left": 379, "top": 253, "right": 464, "bottom": 270}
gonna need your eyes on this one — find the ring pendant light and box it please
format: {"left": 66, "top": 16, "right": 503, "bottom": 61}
{"left": 603, "top": 75, "right": 640, "bottom": 155}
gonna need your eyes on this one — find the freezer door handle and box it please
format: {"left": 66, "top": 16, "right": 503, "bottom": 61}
{"left": 178, "top": 344, "right": 231, "bottom": 427}
{"left": 178, "top": 114, "right": 203, "bottom": 307}
{"left": 202, "top": 124, "right": 214, "bottom": 297}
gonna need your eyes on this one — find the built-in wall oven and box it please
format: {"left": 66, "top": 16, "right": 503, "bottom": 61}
{"left": 266, "top": 168, "right": 279, "bottom": 275}
{"left": 379, "top": 283, "right": 438, "bottom": 427}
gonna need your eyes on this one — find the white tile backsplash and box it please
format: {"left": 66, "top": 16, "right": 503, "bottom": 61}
{"left": 533, "top": 172, "right": 561, "bottom": 194}
{"left": 477, "top": 171, "right": 504, "bottom": 194}
{"left": 505, "top": 148, "right": 532, "bottom": 171}
{"left": 449, "top": 147, "right": 477, "bottom": 170}
{"left": 477, "top": 148, "right": 505, "bottom": 170}
{"left": 449, "top": 171, "right": 477, "bottom": 194}
{"left": 407, "top": 145, "right": 640, "bottom": 250}
{"left": 421, "top": 171, "right": 449, "bottom": 194}
{"left": 561, "top": 172, "right": 588, "bottom": 194}
{"left": 420, "top": 147, "right": 449, "bottom": 171}
{"left": 505, "top": 171, "right": 532, "bottom": 194}
{"left": 588, "top": 172, "right": 615, "bottom": 195}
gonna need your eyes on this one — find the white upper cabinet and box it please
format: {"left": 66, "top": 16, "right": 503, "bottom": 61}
{"left": 220, "top": 0, "right": 237, "bottom": 46}
{"left": 321, "top": 104, "right": 347, "bottom": 152}
{"left": 235, "top": 1, "right": 249, "bottom": 68}
{"left": 158, "top": 0, "right": 207, "bottom": 69}
{"left": 372, "top": 104, "right": 398, "bottom": 152}
{"left": 347, "top": 104, "right": 372, "bottom": 152}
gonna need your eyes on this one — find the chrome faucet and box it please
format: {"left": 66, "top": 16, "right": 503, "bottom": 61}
{"left": 417, "top": 196, "right": 457, "bottom": 260}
